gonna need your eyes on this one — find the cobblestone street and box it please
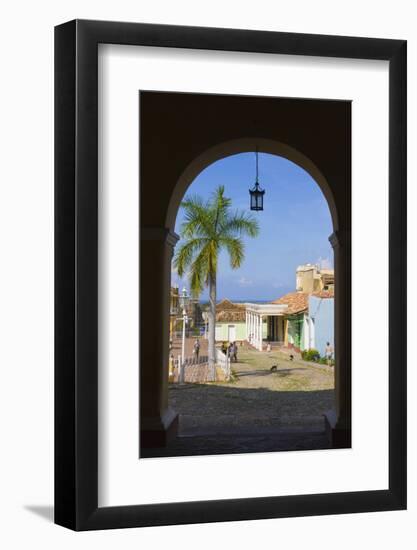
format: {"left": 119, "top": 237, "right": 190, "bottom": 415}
{"left": 143, "top": 345, "right": 335, "bottom": 457}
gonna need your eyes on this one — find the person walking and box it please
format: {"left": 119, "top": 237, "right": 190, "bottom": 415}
{"left": 325, "top": 341, "right": 334, "bottom": 366}
{"left": 193, "top": 338, "right": 200, "bottom": 363}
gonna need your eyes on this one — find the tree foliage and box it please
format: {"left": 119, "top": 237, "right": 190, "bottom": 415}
{"left": 174, "top": 185, "right": 259, "bottom": 297}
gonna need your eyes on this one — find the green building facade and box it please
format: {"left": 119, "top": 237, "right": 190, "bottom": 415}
{"left": 215, "top": 320, "right": 268, "bottom": 342}
{"left": 286, "top": 313, "right": 305, "bottom": 349}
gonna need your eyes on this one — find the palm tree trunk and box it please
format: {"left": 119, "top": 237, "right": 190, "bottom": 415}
{"left": 208, "top": 272, "right": 217, "bottom": 381}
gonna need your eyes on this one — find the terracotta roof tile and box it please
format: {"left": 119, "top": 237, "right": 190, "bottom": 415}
{"left": 216, "top": 299, "right": 245, "bottom": 311}
{"left": 216, "top": 299, "right": 246, "bottom": 322}
{"left": 271, "top": 292, "right": 309, "bottom": 314}
{"left": 216, "top": 309, "right": 246, "bottom": 322}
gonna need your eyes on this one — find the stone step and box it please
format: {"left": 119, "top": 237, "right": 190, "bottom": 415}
{"left": 141, "top": 431, "right": 330, "bottom": 458}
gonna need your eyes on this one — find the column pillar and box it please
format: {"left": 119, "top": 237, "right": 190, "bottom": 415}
{"left": 324, "top": 230, "right": 351, "bottom": 449}
{"left": 259, "top": 315, "right": 263, "bottom": 351}
{"left": 250, "top": 311, "right": 253, "bottom": 342}
{"left": 277, "top": 316, "right": 282, "bottom": 342}
{"left": 310, "top": 316, "right": 315, "bottom": 349}
{"left": 251, "top": 312, "right": 254, "bottom": 345}
{"left": 140, "top": 227, "right": 179, "bottom": 449}
{"left": 304, "top": 316, "right": 309, "bottom": 350}
{"left": 250, "top": 312, "right": 254, "bottom": 343}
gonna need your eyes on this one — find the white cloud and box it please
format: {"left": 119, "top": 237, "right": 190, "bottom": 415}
{"left": 237, "top": 276, "right": 253, "bottom": 287}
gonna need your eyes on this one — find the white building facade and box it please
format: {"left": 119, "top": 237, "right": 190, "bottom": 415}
{"left": 245, "top": 303, "right": 288, "bottom": 351}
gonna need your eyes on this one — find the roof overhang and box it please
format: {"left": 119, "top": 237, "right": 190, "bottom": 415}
{"left": 245, "top": 303, "right": 288, "bottom": 316}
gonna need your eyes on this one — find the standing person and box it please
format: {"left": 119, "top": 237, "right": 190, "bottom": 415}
{"left": 325, "top": 341, "right": 334, "bottom": 366}
{"left": 228, "top": 342, "right": 233, "bottom": 360}
{"left": 221, "top": 341, "right": 227, "bottom": 355}
{"left": 169, "top": 353, "right": 175, "bottom": 378}
{"left": 266, "top": 342, "right": 271, "bottom": 353}
{"left": 193, "top": 338, "right": 200, "bottom": 363}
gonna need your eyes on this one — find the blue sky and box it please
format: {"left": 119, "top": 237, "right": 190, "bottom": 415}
{"left": 172, "top": 152, "right": 333, "bottom": 301}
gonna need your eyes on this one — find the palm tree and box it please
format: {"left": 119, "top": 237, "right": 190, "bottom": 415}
{"left": 173, "top": 185, "right": 259, "bottom": 380}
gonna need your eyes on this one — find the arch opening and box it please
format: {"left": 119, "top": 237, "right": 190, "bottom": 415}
{"left": 159, "top": 139, "right": 341, "bottom": 457}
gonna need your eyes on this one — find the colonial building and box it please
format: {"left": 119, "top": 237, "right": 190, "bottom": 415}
{"left": 272, "top": 291, "right": 309, "bottom": 350}
{"left": 215, "top": 299, "right": 287, "bottom": 346}
{"left": 242, "top": 284, "right": 334, "bottom": 355}
{"left": 214, "top": 299, "right": 247, "bottom": 342}
{"left": 266, "top": 289, "right": 334, "bottom": 355}
{"left": 296, "top": 264, "right": 334, "bottom": 294}
{"left": 214, "top": 287, "right": 334, "bottom": 355}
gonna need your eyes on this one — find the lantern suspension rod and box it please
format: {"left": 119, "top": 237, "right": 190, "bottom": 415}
{"left": 255, "top": 147, "right": 259, "bottom": 184}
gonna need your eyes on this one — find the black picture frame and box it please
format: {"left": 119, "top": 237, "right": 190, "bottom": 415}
{"left": 55, "top": 19, "right": 407, "bottom": 531}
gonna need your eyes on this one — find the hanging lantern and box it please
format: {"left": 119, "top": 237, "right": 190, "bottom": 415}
{"left": 249, "top": 180, "right": 265, "bottom": 211}
{"left": 249, "top": 148, "right": 265, "bottom": 211}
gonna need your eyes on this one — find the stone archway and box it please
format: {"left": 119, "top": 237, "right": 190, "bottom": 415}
{"left": 140, "top": 91, "right": 351, "bottom": 451}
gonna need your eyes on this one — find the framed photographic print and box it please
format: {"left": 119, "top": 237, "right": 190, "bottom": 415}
{"left": 55, "top": 19, "right": 406, "bottom": 530}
